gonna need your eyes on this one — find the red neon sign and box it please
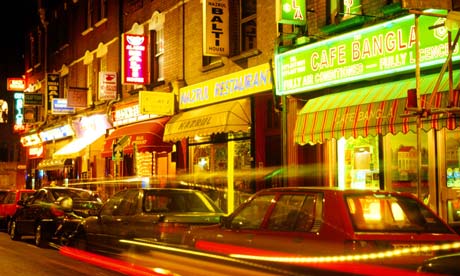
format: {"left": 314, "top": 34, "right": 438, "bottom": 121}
{"left": 122, "top": 34, "right": 149, "bottom": 85}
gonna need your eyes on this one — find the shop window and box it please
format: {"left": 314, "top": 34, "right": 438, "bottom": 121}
{"left": 338, "top": 136, "right": 379, "bottom": 190}
{"left": 387, "top": 132, "right": 429, "bottom": 196}
{"left": 446, "top": 131, "right": 460, "bottom": 188}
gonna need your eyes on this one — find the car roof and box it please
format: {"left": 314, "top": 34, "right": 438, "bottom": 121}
{"left": 258, "top": 186, "right": 401, "bottom": 195}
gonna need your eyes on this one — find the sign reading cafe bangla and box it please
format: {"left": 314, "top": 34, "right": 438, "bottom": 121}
{"left": 275, "top": 10, "right": 456, "bottom": 95}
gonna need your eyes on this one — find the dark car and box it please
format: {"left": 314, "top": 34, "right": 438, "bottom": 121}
{"left": 71, "top": 188, "right": 225, "bottom": 253}
{"left": 9, "top": 186, "right": 102, "bottom": 247}
{"left": 184, "top": 187, "right": 460, "bottom": 269}
{"left": 0, "top": 189, "right": 35, "bottom": 230}
{"left": 417, "top": 252, "right": 460, "bottom": 275}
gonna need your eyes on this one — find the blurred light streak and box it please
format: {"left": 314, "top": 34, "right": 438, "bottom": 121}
{"left": 59, "top": 246, "right": 178, "bottom": 276}
{"left": 120, "top": 239, "right": 295, "bottom": 275}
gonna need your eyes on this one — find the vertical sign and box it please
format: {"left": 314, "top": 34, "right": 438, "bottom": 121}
{"left": 203, "top": 0, "right": 229, "bottom": 56}
{"left": 278, "top": 0, "right": 306, "bottom": 25}
{"left": 13, "top": 93, "right": 25, "bottom": 132}
{"left": 122, "top": 34, "right": 149, "bottom": 85}
{"left": 47, "top": 73, "right": 60, "bottom": 109}
{"left": 98, "top": 71, "right": 118, "bottom": 101}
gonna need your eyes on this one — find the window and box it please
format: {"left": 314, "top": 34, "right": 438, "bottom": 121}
{"left": 240, "top": 0, "right": 256, "bottom": 52}
{"left": 230, "top": 194, "right": 273, "bottom": 230}
{"left": 267, "top": 194, "right": 317, "bottom": 232}
{"left": 149, "top": 28, "right": 164, "bottom": 85}
{"left": 95, "top": 0, "right": 107, "bottom": 23}
{"left": 85, "top": 0, "right": 94, "bottom": 29}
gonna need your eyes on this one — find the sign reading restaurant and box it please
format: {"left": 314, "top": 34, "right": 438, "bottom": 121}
{"left": 179, "top": 63, "right": 272, "bottom": 109}
{"left": 275, "top": 9, "right": 457, "bottom": 95}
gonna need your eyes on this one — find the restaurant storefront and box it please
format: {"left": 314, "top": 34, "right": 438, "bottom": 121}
{"left": 275, "top": 10, "right": 460, "bottom": 228}
{"left": 102, "top": 96, "right": 174, "bottom": 180}
{"left": 163, "top": 63, "right": 278, "bottom": 213}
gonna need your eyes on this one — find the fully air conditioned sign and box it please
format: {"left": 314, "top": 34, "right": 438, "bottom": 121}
{"left": 122, "top": 34, "right": 149, "bottom": 85}
{"left": 275, "top": 9, "right": 456, "bottom": 95}
{"left": 203, "top": 0, "right": 229, "bottom": 56}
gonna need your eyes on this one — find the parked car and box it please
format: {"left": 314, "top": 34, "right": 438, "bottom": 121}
{"left": 417, "top": 252, "right": 460, "bottom": 275}
{"left": 0, "top": 189, "right": 35, "bottom": 230}
{"left": 184, "top": 187, "right": 460, "bottom": 269}
{"left": 9, "top": 186, "right": 102, "bottom": 247}
{"left": 70, "top": 188, "right": 225, "bottom": 253}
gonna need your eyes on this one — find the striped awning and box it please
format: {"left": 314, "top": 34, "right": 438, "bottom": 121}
{"left": 295, "top": 73, "right": 460, "bottom": 145}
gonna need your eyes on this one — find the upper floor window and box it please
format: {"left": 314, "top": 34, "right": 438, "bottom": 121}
{"left": 149, "top": 12, "right": 165, "bottom": 86}
{"left": 240, "top": 0, "right": 256, "bottom": 52}
{"left": 86, "top": 0, "right": 107, "bottom": 29}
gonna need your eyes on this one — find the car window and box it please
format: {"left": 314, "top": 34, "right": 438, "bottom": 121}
{"left": 5, "top": 192, "right": 16, "bottom": 204}
{"left": 31, "top": 190, "right": 47, "bottom": 204}
{"left": 114, "top": 189, "right": 139, "bottom": 216}
{"left": 230, "top": 194, "right": 274, "bottom": 230}
{"left": 0, "top": 191, "right": 8, "bottom": 203}
{"left": 267, "top": 194, "right": 318, "bottom": 232}
{"left": 143, "top": 190, "right": 221, "bottom": 213}
{"left": 346, "top": 194, "right": 453, "bottom": 233}
{"left": 100, "top": 190, "right": 128, "bottom": 216}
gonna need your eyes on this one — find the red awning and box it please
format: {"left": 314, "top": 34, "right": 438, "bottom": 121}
{"left": 295, "top": 73, "right": 460, "bottom": 145}
{"left": 102, "top": 117, "right": 172, "bottom": 158}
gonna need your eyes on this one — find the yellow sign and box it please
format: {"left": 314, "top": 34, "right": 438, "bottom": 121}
{"left": 139, "top": 91, "right": 175, "bottom": 115}
{"left": 179, "top": 63, "right": 273, "bottom": 109}
{"left": 203, "top": 0, "right": 229, "bottom": 56}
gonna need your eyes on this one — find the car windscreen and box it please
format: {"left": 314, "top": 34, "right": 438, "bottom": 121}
{"left": 50, "top": 189, "right": 98, "bottom": 202}
{"left": 345, "top": 193, "right": 453, "bottom": 233}
{"left": 143, "top": 190, "right": 222, "bottom": 213}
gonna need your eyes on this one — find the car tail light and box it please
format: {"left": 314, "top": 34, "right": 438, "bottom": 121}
{"left": 50, "top": 205, "right": 65, "bottom": 217}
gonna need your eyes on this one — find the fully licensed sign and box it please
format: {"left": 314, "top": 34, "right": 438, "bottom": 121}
{"left": 275, "top": 9, "right": 456, "bottom": 95}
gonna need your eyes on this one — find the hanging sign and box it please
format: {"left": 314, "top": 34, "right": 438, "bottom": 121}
{"left": 203, "top": 0, "right": 229, "bottom": 56}
{"left": 122, "top": 34, "right": 149, "bottom": 85}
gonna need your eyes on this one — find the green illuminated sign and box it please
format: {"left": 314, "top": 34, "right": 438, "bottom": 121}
{"left": 278, "top": 0, "right": 306, "bottom": 25}
{"left": 275, "top": 10, "right": 457, "bottom": 95}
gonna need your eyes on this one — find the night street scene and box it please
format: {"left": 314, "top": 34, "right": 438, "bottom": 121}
{"left": 0, "top": 1, "right": 460, "bottom": 275}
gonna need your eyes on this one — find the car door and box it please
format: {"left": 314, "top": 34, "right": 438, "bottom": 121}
{"left": 250, "top": 192, "right": 333, "bottom": 256}
{"left": 16, "top": 190, "right": 46, "bottom": 235}
{"left": 196, "top": 194, "right": 276, "bottom": 252}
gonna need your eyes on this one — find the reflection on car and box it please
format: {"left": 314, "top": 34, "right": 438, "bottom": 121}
{"left": 71, "top": 188, "right": 225, "bottom": 253}
{"left": 185, "top": 187, "right": 460, "bottom": 268}
{"left": 417, "top": 252, "right": 460, "bottom": 275}
{"left": 0, "top": 189, "right": 35, "bottom": 230}
{"left": 9, "top": 186, "right": 102, "bottom": 247}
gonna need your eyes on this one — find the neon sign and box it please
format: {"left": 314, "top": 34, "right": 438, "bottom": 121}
{"left": 275, "top": 10, "right": 456, "bottom": 95}
{"left": 122, "top": 34, "right": 149, "bottom": 85}
{"left": 13, "top": 93, "right": 24, "bottom": 132}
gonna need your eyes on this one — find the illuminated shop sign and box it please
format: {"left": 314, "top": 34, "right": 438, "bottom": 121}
{"left": 122, "top": 34, "right": 149, "bottom": 85}
{"left": 139, "top": 91, "right": 174, "bottom": 115}
{"left": 112, "top": 101, "right": 158, "bottom": 127}
{"left": 13, "top": 93, "right": 24, "bottom": 132}
{"left": 277, "top": 0, "right": 306, "bottom": 25}
{"left": 39, "top": 124, "right": 74, "bottom": 142}
{"left": 28, "top": 145, "right": 44, "bottom": 159}
{"left": 20, "top": 133, "right": 42, "bottom": 146}
{"left": 203, "top": 0, "right": 229, "bottom": 56}
{"left": 179, "top": 63, "right": 272, "bottom": 109}
{"left": 98, "top": 72, "right": 117, "bottom": 101}
{"left": 275, "top": 9, "right": 456, "bottom": 95}
{"left": 51, "top": 98, "right": 75, "bottom": 114}
{"left": 7, "top": 78, "right": 26, "bottom": 91}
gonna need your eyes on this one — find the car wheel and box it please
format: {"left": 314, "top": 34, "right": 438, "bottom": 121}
{"left": 35, "top": 224, "right": 48, "bottom": 248}
{"left": 9, "top": 220, "right": 21, "bottom": 241}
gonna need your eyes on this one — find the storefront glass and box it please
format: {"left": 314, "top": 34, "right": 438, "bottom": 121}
{"left": 189, "top": 134, "right": 252, "bottom": 210}
{"left": 445, "top": 131, "right": 460, "bottom": 229}
{"left": 386, "top": 132, "right": 429, "bottom": 198}
{"left": 338, "top": 136, "right": 380, "bottom": 190}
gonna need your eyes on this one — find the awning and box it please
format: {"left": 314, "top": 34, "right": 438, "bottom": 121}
{"left": 295, "top": 73, "right": 460, "bottom": 145}
{"left": 53, "top": 133, "right": 105, "bottom": 159}
{"left": 163, "top": 98, "right": 251, "bottom": 142}
{"left": 37, "top": 158, "right": 73, "bottom": 170}
{"left": 102, "top": 117, "right": 172, "bottom": 158}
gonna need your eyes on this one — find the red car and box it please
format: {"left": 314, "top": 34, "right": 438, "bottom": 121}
{"left": 0, "top": 189, "right": 35, "bottom": 230}
{"left": 185, "top": 187, "right": 460, "bottom": 269}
